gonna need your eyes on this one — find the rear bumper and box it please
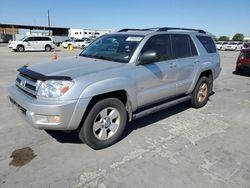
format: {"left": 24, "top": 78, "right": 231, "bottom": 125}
{"left": 8, "top": 84, "right": 91, "bottom": 130}
{"left": 236, "top": 64, "right": 250, "bottom": 74}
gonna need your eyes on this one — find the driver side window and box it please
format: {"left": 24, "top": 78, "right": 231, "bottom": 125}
{"left": 24, "top": 38, "right": 30, "bottom": 42}
{"left": 141, "top": 34, "right": 172, "bottom": 62}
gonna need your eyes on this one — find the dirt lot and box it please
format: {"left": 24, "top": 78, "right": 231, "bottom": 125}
{"left": 0, "top": 47, "right": 250, "bottom": 188}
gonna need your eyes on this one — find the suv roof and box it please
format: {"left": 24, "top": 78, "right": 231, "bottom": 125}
{"left": 116, "top": 27, "right": 207, "bottom": 36}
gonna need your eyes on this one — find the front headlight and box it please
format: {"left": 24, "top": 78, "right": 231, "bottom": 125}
{"left": 37, "top": 80, "right": 74, "bottom": 98}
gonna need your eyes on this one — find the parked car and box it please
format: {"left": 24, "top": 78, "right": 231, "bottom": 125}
{"left": 61, "top": 38, "right": 90, "bottom": 48}
{"left": 8, "top": 27, "right": 221, "bottom": 149}
{"left": 224, "top": 41, "right": 243, "bottom": 51}
{"left": 235, "top": 48, "right": 250, "bottom": 75}
{"left": 243, "top": 42, "right": 250, "bottom": 49}
{"left": 8, "top": 36, "right": 55, "bottom": 52}
{"left": 216, "top": 41, "right": 227, "bottom": 50}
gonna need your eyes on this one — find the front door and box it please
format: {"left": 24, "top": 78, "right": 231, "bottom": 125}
{"left": 136, "top": 34, "right": 178, "bottom": 108}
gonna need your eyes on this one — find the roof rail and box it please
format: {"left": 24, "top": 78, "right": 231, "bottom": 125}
{"left": 118, "top": 27, "right": 206, "bottom": 34}
{"left": 155, "top": 27, "right": 206, "bottom": 33}
{"left": 118, "top": 28, "right": 153, "bottom": 32}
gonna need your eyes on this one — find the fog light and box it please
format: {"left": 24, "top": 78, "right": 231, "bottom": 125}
{"left": 35, "top": 115, "right": 61, "bottom": 124}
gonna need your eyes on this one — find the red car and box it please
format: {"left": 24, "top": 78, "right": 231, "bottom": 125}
{"left": 236, "top": 48, "right": 250, "bottom": 75}
{"left": 243, "top": 42, "right": 250, "bottom": 49}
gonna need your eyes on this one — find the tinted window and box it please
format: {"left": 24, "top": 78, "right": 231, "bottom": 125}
{"left": 42, "top": 37, "right": 52, "bottom": 41}
{"left": 190, "top": 37, "right": 198, "bottom": 56}
{"left": 141, "top": 34, "right": 172, "bottom": 62}
{"left": 171, "top": 34, "right": 193, "bottom": 58}
{"left": 35, "top": 37, "right": 43, "bottom": 41}
{"left": 245, "top": 51, "right": 250, "bottom": 59}
{"left": 197, "top": 36, "right": 216, "bottom": 53}
{"left": 28, "top": 37, "right": 36, "bottom": 41}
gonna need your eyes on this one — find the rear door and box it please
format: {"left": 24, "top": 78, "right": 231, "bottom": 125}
{"left": 171, "top": 34, "right": 199, "bottom": 94}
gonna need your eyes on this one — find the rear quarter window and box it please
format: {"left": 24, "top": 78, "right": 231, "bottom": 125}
{"left": 196, "top": 36, "right": 216, "bottom": 53}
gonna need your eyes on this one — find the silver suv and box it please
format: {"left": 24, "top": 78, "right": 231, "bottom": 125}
{"left": 8, "top": 27, "right": 221, "bottom": 149}
{"left": 9, "top": 36, "right": 55, "bottom": 52}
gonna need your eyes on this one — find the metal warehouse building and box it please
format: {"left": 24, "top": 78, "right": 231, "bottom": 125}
{"left": 0, "top": 23, "right": 69, "bottom": 42}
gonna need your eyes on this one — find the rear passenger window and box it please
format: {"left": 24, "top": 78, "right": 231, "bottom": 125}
{"left": 196, "top": 36, "right": 216, "bottom": 53}
{"left": 42, "top": 37, "right": 51, "bottom": 41}
{"left": 171, "top": 34, "right": 195, "bottom": 58}
{"left": 141, "top": 34, "right": 172, "bottom": 62}
{"left": 190, "top": 38, "right": 198, "bottom": 56}
{"left": 35, "top": 37, "right": 43, "bottom": 41}
{"left": 28, "top": 37, "right": 36, "bottom": 41}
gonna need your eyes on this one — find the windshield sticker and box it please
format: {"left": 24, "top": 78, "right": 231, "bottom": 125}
{"left": 126, "top": 37, "right": 143, "bottom": 42}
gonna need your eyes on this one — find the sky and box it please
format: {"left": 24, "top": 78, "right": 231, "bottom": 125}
{"left": 0, "top": 0, "right": 249, "bottom": 37}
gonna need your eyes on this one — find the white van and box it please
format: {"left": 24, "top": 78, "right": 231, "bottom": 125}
{"left": 9, "top": 36, "right": 55, "bottom": 52}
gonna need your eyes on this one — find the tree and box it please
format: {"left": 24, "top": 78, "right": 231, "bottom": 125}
{"left": 218, "top": 36, "right": 230, "bottom": 41}
{"left": 232, "top": 33, "right": 244, "bottom": 41}
{"left": 212, "top": 35, "right": 218, "bottom": 41}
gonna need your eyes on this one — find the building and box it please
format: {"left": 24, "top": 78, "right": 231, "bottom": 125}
{"left": 69, "top": 29, "right": 114, "bottom": 39}
{"left": 244, "top": 36, "right": 250, "bottom": 42}
{"left": 0, "top": 26, "right": 18, "bottom": 42}
{"left": 0, "top": 23, "right": 69, "bottom": 43}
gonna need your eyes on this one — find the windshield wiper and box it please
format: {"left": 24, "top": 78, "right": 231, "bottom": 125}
{"left": 80, "top": 54, "right": 114, "bottom": 62}
{"left": 91, "top": 55, "right": 114, "bottom": 62}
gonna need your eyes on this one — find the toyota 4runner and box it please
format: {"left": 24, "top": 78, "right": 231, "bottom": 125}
{"left": 8, "top": 27, "right": 221, "bottom": 149}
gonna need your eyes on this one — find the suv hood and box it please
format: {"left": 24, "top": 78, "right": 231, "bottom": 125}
{"left": 27, "top": 56, "right": 126, "bottom": 79}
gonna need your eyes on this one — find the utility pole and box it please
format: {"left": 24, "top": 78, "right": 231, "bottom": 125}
{"left": 47, "top": 9, "right": 51, "bottom": 35}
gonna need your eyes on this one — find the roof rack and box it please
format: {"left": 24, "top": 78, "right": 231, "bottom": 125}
{"left": 118, "top": 27, "right": 206, "bottom": 34}
{"left": 155, "top": 27, "right": 206, "bottom": 33}
{"left": 118, "top": 28, "right": 153, "bottom": 32}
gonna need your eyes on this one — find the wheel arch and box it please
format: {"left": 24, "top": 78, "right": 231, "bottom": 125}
{"left": 78, "top": 89, "right": 133, "bottom": 131}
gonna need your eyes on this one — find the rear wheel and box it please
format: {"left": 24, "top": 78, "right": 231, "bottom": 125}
{"left": 191, "top": 77, "right": 210, "bottom": 108}
{"left": 235, "top": 67, "right": 243, "bottom": 75}
{"left": 17, "top": 45, "right": 24, "bottom": 52}
{"left": 78, "top": 98, "right": 127, "bottom": 150}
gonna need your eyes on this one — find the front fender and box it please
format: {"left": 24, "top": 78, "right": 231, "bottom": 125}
{"left": 79, "top": 77, "right": 138, "bottom": 110}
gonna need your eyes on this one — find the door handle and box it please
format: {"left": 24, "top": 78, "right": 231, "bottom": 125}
{"left": 169, "top": 62, "right": 176, "bottom": 68}
{"left": 194, "top": 60, "right": 200, "bottom": 64}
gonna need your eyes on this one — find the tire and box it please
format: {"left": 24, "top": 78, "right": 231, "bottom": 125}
{"left": 191, "top": 77, "right": 210, "bottom": 108}
{"left": 235, "top": 68, "right": 243, "bottom": 75}
{"left": 45, "top": 45, "right": 52, "bottom": 52}
{"left": 78, "top": 98, "right": 127, "bottom": 150}
{"left": 17, "top": 45, "right": 24, "bottom": 52}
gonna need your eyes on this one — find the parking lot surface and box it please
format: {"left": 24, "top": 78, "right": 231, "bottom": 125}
{"left": 0, "top": 47, "right": 250, "bottom": 188}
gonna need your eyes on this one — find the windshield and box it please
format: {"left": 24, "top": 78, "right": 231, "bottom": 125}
{"left": 79, "top": 34, "right": 144, "bottom": 63}
{"left": 20, "top": 36, "right": 27, "bottom": 41}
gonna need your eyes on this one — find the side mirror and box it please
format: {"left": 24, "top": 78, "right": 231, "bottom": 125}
{"left": 139, "top": 50, "right": 160, "bottom": 64}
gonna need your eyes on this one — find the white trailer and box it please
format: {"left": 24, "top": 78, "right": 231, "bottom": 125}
{"left": 69, "top": 29, "right": 113, "bottom": 39}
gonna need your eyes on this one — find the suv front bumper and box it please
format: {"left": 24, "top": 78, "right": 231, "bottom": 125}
{"left": 8, "top": 84, "right": 91, "bottom": 130}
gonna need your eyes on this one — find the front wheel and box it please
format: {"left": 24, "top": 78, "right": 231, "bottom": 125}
{"left": 191, "top": 77, "right": 210, "bottom": 108}
{"left": 16, "top": 45, "right": 24, "bottom": 52}
{"left": 78, "top": 98, "right": 127, "bottom": 150}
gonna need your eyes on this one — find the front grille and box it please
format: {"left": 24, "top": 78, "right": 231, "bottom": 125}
{"left": 15, "top": 74, "right": 39, "bottom": 98}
